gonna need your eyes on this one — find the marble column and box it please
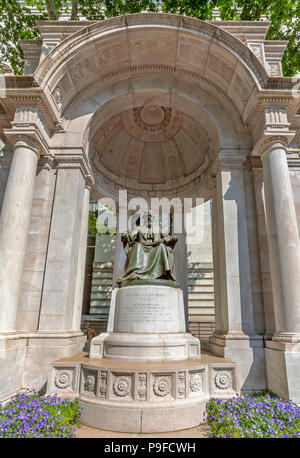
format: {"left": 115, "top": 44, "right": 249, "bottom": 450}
{"left": 208, "top": 155, "right": 265, "bottom": 392}
{"left": 211, "top": 194, "right": 225, "bottom": 335}
{"left": 262, "top": 142, "right": 300, "bottom": 341}
{"left": 72, "top": 185, "right": 91, "bottom": 331}
{"left": 38, "top": 168, "right": 85, "bottom": 331}
{"left": 174, "top": 229, "right": 189, "bottom": 332}
{"left": 213, "top": 156, "right": 256, "bottom": 337}
{"left": 0, "top": 139, "right": 39, "bottom": 332}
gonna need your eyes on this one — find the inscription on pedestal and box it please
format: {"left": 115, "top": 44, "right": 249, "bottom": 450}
{"left": 114, "top": 286, "right": 185, "bottom": 333}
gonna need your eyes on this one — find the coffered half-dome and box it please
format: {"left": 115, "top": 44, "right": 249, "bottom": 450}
{"left": 90, "top": 104, "right": 214, "bottom": 200}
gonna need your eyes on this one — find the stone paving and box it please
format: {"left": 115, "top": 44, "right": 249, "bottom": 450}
{"left": 75, "top": 424, "right": 212, "bottom": 438}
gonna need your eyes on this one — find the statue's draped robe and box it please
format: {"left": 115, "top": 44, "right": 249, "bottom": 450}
{"left": 118, "top": 228, "right": 176, "bottom": 283}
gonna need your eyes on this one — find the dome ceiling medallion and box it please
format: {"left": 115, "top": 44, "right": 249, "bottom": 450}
{"left": 91, "top": 105, "right": 213, "bottom": 198}
{"left": 133, "top": 106, "right": 172, "bottom": 131}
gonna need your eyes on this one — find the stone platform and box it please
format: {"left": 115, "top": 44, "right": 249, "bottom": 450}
{"left": 47, "top": 351, "right": 239, "bottom": 433}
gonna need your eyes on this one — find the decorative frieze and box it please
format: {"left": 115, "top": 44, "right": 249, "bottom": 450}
{"left": 48, "top": 360, "right": 238, "bottom": 403}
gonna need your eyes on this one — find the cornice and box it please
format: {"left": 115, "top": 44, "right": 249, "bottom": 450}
{"left": 34, "top": 13, "right": 268, "bottom": 89}
{"left": 62, "top": 64, "right": 247, "bottom": 128}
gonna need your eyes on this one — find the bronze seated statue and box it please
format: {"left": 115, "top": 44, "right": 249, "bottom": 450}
{"left": 117, "top": 211, "right": 178, "bottom": 286}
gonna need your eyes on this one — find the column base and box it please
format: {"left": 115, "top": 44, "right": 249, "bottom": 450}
{"left": 205, "top": 333, "right": 266, "bottom": 392}
{"left": 265, "top": 340, "right": 300, "bottom": 403}
{"left": 0, "top": 331, "right": 86, "bottom": 398}
{"left": 272, "top": 332, "right": 300, "bottom": 343}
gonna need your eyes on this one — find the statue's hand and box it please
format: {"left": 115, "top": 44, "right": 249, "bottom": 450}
{"left": 121, "top": 232, "right": 128, "bottom": 243}
{"left": 161, "top": 235, "right": 177, "bottom": 246}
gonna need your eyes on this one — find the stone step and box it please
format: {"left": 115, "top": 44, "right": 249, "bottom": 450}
{"left": 92, "top": 271, "right": 113, "bottom": 279}
{"left": 90, "top": 303, "right": 109, "bottom": 314}
{"left": 188, "top": 272, "right": 214, "bottom": 279}
{"left": 91, "top": 285, "right": 113, "bottom": 293}
{"left": 90, "top": 299, "right": 110, "bottom": 308}
{"left": 91, "top": 278, "right": 113, "bottom": 286}
{"left": 189, "top": 302, "right": 215, "bottom": 310}
{"left": 188, "top": 293, "right": 215, "bottom": 300}
{"left": 89, "top": 307, "right": 110, "bottom": 316}
{"left": 188, "top": 285, "right": 214, "bottom": 293}
{"left": 81, "top": 318, "right": 108, "bottom": 334}
{"left": 90, "top": 292, "right": 111, "bottom": 300}
{"left": 189, "top": 315, "right": 215, "bottom": 323}
{"left": 188, "top": 307, "right": 215, "bottom": 315}
{"left": 188, "top": 278, "right": 214, "bottom": 286}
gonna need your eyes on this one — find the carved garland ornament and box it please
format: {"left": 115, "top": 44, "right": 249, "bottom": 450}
{"left": 84, "top": 374, "right": 96, "bottom": 392}
{"left": 214, "top": 371, "right": 231, "bottom": 390}
{"left": 190, "top": 373, "right": 202, "bottom": 392}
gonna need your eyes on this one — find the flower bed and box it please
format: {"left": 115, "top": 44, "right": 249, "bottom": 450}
{"left": 207, "top": 391, "right": 300, "bottom": 438}
{"left": 0, "top": 391, "right": 81, "bottom": 438}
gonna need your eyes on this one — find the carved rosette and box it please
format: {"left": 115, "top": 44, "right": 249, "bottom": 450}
{"left": 153, "top": 376, "right": 171, "bottom": 397}
{"left": 190, "top": 373, "right": 202, "bottom": 392}
{"left": 177, "top": 371, "right": 186, "bottom": 399}
{"left": 215, "top": 371, "right": 231, "bottom": 390}
{"left": 138, "top": 373, "right": 147, "bottom": 401}
{"left": 113, "top": 376, "right": 131, "bottom": 397}
{"left": 99, "top": 371, "right": 107, "bottom": 398}
{"left": 55, "top": 371, "right": 71, "bottom": 389}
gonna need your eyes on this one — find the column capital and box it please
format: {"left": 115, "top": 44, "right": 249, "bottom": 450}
{"left": 252, "top": 106, "right": 296, "bottom": 156}
{"left": 3, "top": 130, "right": 48, "bottom": 158}
{"left": 3, "top": 105, "right": 50, "bottom": 157}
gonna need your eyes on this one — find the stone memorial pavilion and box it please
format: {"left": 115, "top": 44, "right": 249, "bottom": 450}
{"left": 0, "top": 13, "right": 300, "bottom": 432}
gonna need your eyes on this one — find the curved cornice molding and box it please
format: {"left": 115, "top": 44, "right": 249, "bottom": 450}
{"left": 62, "top": 65, "right": 247, "bottom": 128}
{"left": 34, "top": 13, "right": 268, "bottom": 89}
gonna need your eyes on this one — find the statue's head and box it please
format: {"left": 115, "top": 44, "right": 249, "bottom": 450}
{"left": 141, "top": 210, "right": 154, "bottom": 228}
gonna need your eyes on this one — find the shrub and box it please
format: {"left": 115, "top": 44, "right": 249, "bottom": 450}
{"left": 0, "top": 391, "right": 81, "bottom": 438}
{"left": 207, "top": 391, "right": 300, "bottom": 438}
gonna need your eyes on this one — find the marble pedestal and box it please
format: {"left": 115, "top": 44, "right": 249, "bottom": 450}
{"left": 47, "top": 284, "right": 239, "bottom": 432}
{"left": 90, "top": 285, "right": 200, "bottom": 361}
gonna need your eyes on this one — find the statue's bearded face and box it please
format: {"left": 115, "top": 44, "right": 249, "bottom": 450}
{"left": 141, "top": 212, "right": 153, "bottom": 227}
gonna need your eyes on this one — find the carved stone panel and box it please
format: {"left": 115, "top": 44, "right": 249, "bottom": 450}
{"left": 188, "top": 369, "right": 206, "bottom": 397}
{"left": 210, "top": 366, "right": 237, "bottom": 397}
{"left": 151, "top": 373, "right": 175, "bottom": 400}
{"left": 81, "top": 367, "right": 98, "bottom": 397}
{"left": 177, "top": 371, "right": 186, "bottom": 399}
{"left": 99, "top": 370, "right": 108, "bottom": 399}
{"left": 111, "top": 372, "right": 133, "bottom": 400}
{"left": 49, "top": 365, "right": 79, "bottom": 397}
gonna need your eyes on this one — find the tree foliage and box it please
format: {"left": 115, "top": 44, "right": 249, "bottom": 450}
{"left": 0, "top": 0, "right": 299, "bottom": 76}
